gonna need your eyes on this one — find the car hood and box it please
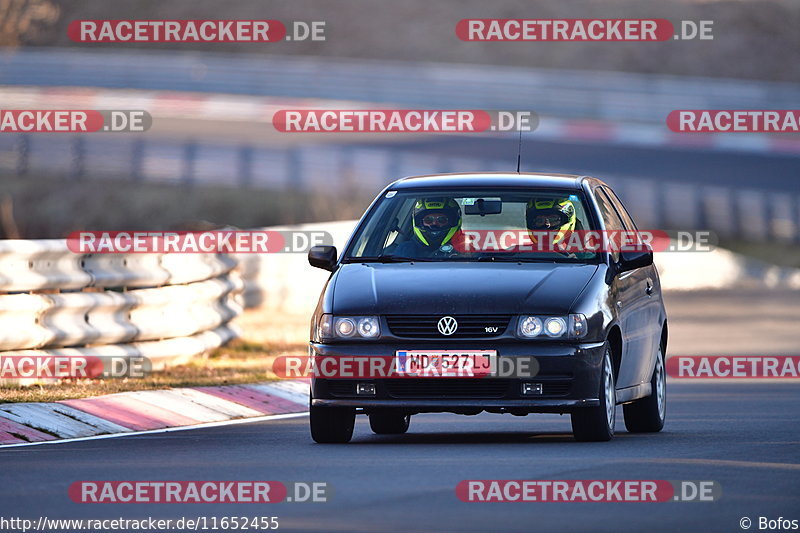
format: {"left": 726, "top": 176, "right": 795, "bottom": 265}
{"left": 331, "top": 262, "right": 599, "bottom": 315}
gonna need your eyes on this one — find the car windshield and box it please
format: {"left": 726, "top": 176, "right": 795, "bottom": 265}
{"left": 343, "top": 188, "right": 599, "bottom": 263}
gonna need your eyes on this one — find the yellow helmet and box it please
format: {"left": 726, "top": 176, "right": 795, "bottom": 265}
{"left": 526, "top": 198, "right": 576, "bottom": 244}
{"left": 412, "top": 198, "right": 462, "bottom": 248}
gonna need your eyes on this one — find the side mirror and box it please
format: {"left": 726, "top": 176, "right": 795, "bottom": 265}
{"left": 308, "top": 245, "right": 337, "bottom": 271}
{"left": 618, "top": 249, "right": 653, "bottom": 273}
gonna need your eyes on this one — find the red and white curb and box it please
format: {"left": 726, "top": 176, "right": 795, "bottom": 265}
{"left": 0, "top": 380, "right": 309, "bottom": 447}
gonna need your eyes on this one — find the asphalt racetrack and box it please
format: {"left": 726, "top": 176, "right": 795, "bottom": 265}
{"left": 1, "top": 381, "right": 798, "bottom": 533}
{"left": 2, "top": 282, "right": 800, "bottom": 533}
{"left": 3, "top": 124, "right": 800, "bottom": 530}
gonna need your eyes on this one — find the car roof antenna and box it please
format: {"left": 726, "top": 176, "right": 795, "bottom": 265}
{"left": 515, "top": 127, "right": 523, "bottom": 173}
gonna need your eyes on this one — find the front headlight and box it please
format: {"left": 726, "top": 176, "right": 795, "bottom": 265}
{"left": 335, "top": 317, "right": 356, "bottom": 337}
{"left": 544, "top": 317, "right": 566, "bottom": 337}
{"left": 518, "top": 316, "right": 543, "bottom": 337}
{"left": 356, "top": 317, "right": 380, "bottom": 338}
{"left": 317, "top": 314, "right": 381, "bottom": 341}
{"left": 517, "top": 314, "right": 587, "bottom": 339}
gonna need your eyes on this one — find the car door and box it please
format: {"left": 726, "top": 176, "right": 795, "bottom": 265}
{"left": 593, "top": 187, "right": 651, "bottom": 389}
{"left": 601, "top": 186, "right": 663, "bottom": 382}
{"left": 600, "top": 187, "right": 661, "bottom": 385}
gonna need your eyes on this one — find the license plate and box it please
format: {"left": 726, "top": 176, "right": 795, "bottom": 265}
{"left": 395, "top": 350, "right": 496, "bottom": 377}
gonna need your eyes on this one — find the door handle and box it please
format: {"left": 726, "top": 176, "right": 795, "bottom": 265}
{"left": 645, "top": 279, "right": 653, "bottom": 296}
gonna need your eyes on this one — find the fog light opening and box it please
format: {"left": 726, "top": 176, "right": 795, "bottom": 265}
{"left": 356, "top": 382, "right": 376, "bottom": 396}
{"left": 521, "top": 382, "right": 543, "bottom": 396}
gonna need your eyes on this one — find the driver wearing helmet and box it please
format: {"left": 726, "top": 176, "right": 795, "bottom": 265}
{"left": 394, "top": 197, "right": 463, "bottom": 257}
{"left": 525, "top": 197, "right": 577, "bottom": 249}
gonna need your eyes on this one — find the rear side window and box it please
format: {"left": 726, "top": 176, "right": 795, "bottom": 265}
{"left": 593, "top": 188, "right": 625, "bottom": 262}
{"left": 600, "top": 186, "right": 638, "bottom": 231}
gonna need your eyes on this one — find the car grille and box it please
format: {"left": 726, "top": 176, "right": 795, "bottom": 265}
{"left": 385, "top": 379, "right": 511, "bottom": 398}
{"left": 540, "top": 380, "right": 571, "bottom": 396}
{"left": 386, "top": 315, "right": 512, "bottom": 338}
{"left": 327, "top": 380, "right": 359, "bottom": 397}
{"left": 325, "top": 379, "right": 571, "bottom": 398}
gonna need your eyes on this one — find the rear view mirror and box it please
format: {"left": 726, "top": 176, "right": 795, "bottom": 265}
{"left": 464, "top": 199, "right": 502, "bottom": 216}
{"left": 308, "top": 245, "right": 337, "bottom": 271}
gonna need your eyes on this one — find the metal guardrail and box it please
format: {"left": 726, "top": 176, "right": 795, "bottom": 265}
{"left": 1, "top": 131, "right": 796, "bottom": 243}
{"left": 2, "top": 48, "right": 800, "bottom": 122}
{"left": 1, "top": 50, "right": 798, "bottom": 244}
{"left": 0, "top": 240, "right": 243, "bottom": 382}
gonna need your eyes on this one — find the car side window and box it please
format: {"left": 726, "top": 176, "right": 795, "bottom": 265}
{"left": 594, "top": 188, "right": 625, "bottom": 262}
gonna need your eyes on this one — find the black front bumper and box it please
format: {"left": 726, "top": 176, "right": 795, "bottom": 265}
{"left": 310, "top": 340, "right": 606, "bottom": 414}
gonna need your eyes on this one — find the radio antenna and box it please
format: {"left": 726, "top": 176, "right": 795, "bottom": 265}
{"left": 515, "top": 127, "right": 523, "bottom": 173}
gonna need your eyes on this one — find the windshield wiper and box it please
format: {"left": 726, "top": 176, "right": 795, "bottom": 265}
{"left": 474, "top": 254, "right": 582, "bottom": 263}
{"left": 346, "top": 255, "right": 436, "bottom": 263}
{"left": 475, "top": 255, "right": 524, "bottom": 262}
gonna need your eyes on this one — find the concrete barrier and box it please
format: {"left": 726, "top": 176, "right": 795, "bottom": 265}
{"left": 0, "top": 240, "right": 242, "bottom": 385}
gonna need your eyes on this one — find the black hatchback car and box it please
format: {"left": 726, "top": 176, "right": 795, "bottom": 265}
{"left": 307, "top": 173, "right": 667, "bottom": 442}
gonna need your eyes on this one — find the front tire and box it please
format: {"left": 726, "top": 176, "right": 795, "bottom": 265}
{"left": 310, "top": 404, "right": 355, "bottom": 443}
{"left": 571, "top": 343, "right": 616, "bottom": 442}
{"left": 623, "top": 342, "right": 666, "bottom": 433}
{"left": 369, "top": 411, "right": 411, "bottom": 434}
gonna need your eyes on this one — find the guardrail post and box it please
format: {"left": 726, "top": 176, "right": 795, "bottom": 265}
{"left": 337, "top": 146, "right": 354, "bottom": 187}
{"left": 182, "top": 141, "right": 196, "bottom": 185}
{"left": 764, "top": 193, "right": 774, "bottom": 242}
{"left": 287, "top": 147, "right": 302, "bottom": 189}
{"left": 697, "top": 188, "right": 709, "bottom": 232}
{"left": 71, "top": 136, "right": 86, "bottom": 180}
{"left": 238, "top": 145, "right": 253, "bottom": 187}
{"left": 794, "top": 195, "right": 800, "bottom": 244}
{"left": 387, "top": 150, "right": 401, "bottom": 181}
{"left": 16, "top": 134, "right": 29, "bottom": 177}
{"left": 131, "top": 139, "right": 144, "bottom": 182}
{"left": 729, "top": 189, "right": 743, "bottom": 241}
{"left": 654, "top": 181, "right": 666, "bottom": 230}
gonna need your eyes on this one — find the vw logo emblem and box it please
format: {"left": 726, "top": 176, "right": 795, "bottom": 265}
{"left": 437, "top": 316, "right": 458, "bottom": 336}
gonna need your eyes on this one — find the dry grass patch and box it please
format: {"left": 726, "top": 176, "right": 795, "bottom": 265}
{"left": 0, "top": 340, "right": 306, "bottom": 404}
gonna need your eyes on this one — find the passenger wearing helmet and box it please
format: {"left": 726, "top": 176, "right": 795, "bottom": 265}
{"left": 525, "top": 198, "right": 577, "bottom": 248}
{"left": 394, "top": 198, "right": 463, "bottom": 257}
